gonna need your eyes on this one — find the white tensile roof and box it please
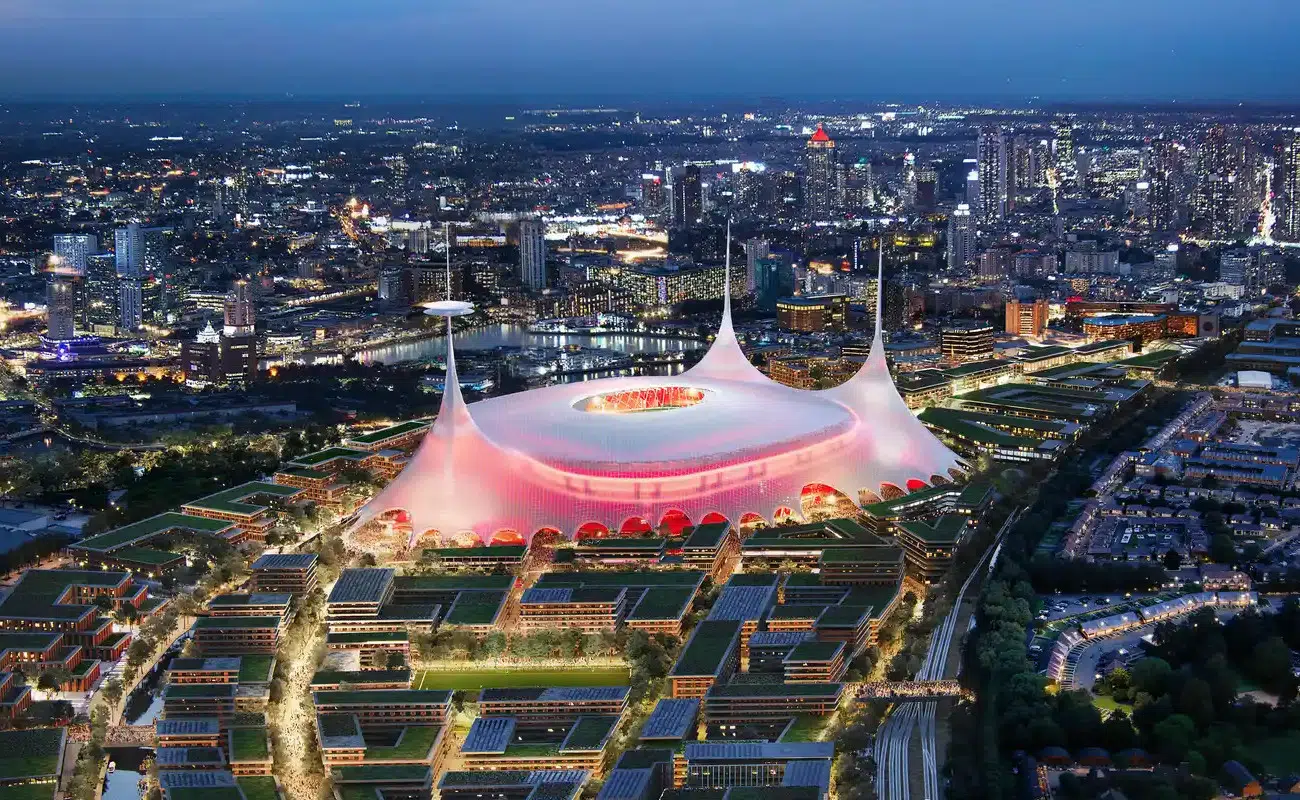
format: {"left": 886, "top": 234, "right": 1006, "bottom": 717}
{"left": 353, "top": 239, "right": 966, "bottom": 545}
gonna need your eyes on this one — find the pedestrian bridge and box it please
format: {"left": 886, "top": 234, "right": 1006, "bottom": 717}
{"left": 104, "top": 726, "right": 155, "bottom": 747}
{"left": 857, "top": 680, "right": 970, "bottom": 701}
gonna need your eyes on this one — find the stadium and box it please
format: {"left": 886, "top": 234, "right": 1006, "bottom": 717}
{"left": 350, "top": 255, "right": 967, "bottom": 550}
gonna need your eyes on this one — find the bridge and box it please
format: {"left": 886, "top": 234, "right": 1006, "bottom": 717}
{"left": 104, "top": 726, "right": 155, "bottom": 747}
{"left": 858, "top": 680, "right": 970, "bottom": 702}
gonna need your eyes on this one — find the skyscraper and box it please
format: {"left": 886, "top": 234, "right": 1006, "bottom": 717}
{"left": 965, "top": 170, "right": 981, "bottom": 211}
{"left": 1280, "top": 129, "right": 1300, "bottom": 243}
{"left": 53, "top": 234, "right": 98, "bottom": 273}
{"left": 1005, "top": 298, "right": 1049, "bottom": 338}
{"left": 1193, "top": 125, "right": 1244, "bottom": 238}
{"left": 947, "top": 204, "right": 976, "bottom": 270}
{"left": 1149, "top": 138, "right": 1186, "bottom": 232}
{"left": 115, "top": 223, "right": 145, "bottom": 277}
{"left": 1010, "top": 135, "right": 1032, "bottom": 208}
{"left": 976, "top": 126, "right": 1008, "bottom": 223}
{"left": 672, "top": 165, "right": 703, "bottom": 228}
{"left": 45, "top": 277, "right": 77, "bottom": 341}
{"left": 84, "top": 254, "right": 118, "bottom": 332}
{"left": 518, "top": 217, "right": 547, "bottom": 290}
{"left": 118, "top": 279, "right": 143, "bottom": 331}
{"left": 224, "top": 280, "right": 256, "bottom": 337}
{"left": 743, "top": 238, "right": 770, "bottom": 294}
{"left": 641, "top": 173, "right": 665, "bottom": 218}
{"left": 1052, "top": 119, "right": 1076, "bottom": 186}
{"left": 804, "top": 124, "right": 836, "bottom": 220}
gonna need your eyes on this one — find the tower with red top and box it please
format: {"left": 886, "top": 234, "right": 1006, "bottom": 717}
{"left": 805, "top": 124, "right": 836, "bottom": 220}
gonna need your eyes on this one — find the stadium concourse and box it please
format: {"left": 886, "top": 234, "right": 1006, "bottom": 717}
{"left": 349, "top": 240, "right": 968, "bottom": 552}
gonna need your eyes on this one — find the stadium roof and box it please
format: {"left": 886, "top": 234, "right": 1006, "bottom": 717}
{"left": 351, "top": 244, "right": 965, "bottom": 546}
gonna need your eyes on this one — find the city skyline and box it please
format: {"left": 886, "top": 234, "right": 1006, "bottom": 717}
{"left": 2, "top": 0, "right": 1300, "bottom": 100}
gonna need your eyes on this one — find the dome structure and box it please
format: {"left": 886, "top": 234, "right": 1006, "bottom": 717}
{"left": 351, "top": 231, "right": 966, "bottom": 548}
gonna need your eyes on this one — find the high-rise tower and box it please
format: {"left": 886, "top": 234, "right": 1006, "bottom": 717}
{"left": 976, "top": 126, "right": 1007, "bottom": 223}
{"left": 804, "top": 124, "right": 836, "bottom": 220}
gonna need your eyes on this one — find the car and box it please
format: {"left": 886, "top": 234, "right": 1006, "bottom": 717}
{"left": 1101, "top": 597, "right": 1112, "bottom": 604}
{"left": 1029, "top": 644, "right": 1043, "bottom": 653}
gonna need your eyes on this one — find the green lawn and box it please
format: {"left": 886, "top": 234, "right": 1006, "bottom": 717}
{"left": 413, "top": 666, "right": 628, "bottom": 690}
{"left": 1090, "top": 694, "right": 1134, "bottom": 719}
{"left": 1253, "top": 731, "right": 1300, "bottom": 775}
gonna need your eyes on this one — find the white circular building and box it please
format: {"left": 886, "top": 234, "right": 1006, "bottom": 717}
{"left": 352, "top": 252, "right": 967, "bottom": 548}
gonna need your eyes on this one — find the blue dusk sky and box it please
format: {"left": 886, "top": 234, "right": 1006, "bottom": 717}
{"left": 0, "top": 0, "right": 1296, "bottom": 100}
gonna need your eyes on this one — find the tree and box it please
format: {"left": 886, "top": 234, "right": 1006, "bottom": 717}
{"left": 1209, "top": 534, "right": 1237, "bottom": 564}
{"left": 1152, "top": 714, "right": 1196, "bottom": 762}
{"left": 1163, "top": 549, "right": 1182, "bottom": 570}
{"left": 1250, "top": 636, "right": 1296, "bottom": 696}
{"left": 1177, "top": 677, "right": 1215, "bottom": 730}
{"left": 1130, "top": 657, "right": 1173, "bottom": 698}
{"left": 37, "top": 667, "right": 73, "bottom": 694}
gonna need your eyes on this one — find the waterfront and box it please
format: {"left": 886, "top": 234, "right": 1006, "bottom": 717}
{"left": 353, "top": 323, "right": 703, "bottom": 366}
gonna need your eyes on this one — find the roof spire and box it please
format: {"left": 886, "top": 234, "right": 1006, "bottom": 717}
{"left": 873, "top": 241, "right": 884, "bottom": 348}
{"left": 444, "top": 221, "right": 452, "bottom": 299}
{"left": 723, "top": 218, "right": 732, "bottom": 318}
{"left": 684, "top": 218, "right": 766, "bottom": 383}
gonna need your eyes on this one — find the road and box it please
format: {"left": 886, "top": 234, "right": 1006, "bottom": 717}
{"left": 873, "top": 509, "right": 1018, "bottom": 800}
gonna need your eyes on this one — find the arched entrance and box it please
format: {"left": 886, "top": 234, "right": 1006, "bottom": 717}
{"left": 699, "top": 511, "right": 729, "bottom": 526}
{"left": 906, "top": 478, "right": 930, "bottom": 492}
{"left": 879, "top": 483, "right": 907, "bottom": 501}
{"left": 658, "top": 509, "right": 693, "bottom": 537}
{"left": 490, "top": 529, "right": 525, "bottom": 546}
{"left": 619, "top": 517, "right": 654, "bottom": 536}
{"left": 575, "top": 521, "right": 611, "bottom": 541}
{"left": 801, "top": 483, "right": 858, "bottom": 521}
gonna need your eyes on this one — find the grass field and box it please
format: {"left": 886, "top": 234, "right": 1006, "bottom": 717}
{"left": 1253, "top": 731, "right": 1300, "bottom": 774}
{"left": 413, "top": 666, "right": 629, "bottom": 690}
{"left": 1089, "top": 694, "right": 1134, "bottom": 719}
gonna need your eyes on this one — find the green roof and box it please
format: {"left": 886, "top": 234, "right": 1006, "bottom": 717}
{"left": 346, "top": 420, "right": 429, "bottom": 445}
{"left": 290, "top": 447, "right": 369, "bottom": 467}
{"left": 1116, "top": 349, "right": 1180, "bottom": 368}
{"left": 326, "top": 631, "right": 408, "bottom": 644}
{"left": 182, "top": 481, "right": 302, "bottom": 516}
{"left": 444, "top": 592, "right": 507, "bottom": 626}
{"left": 919, "top": 407, "right": 1042, "bottom": 448}
{"left": 671, "top": 620, "right": 741, "bottom": 677}
{"left": 816, "top": 605, "right": 873, "bottom": 628}
{"left": 237, "top": 655, "right": 275, "bottom": 683}
{"left": 364, "top": 726, "right": 441, "bottom": 761}
{"left": 192, "top": 615, "right": 282, "bottom": 629}
{"left": 276, "top": 466, "right": 332, "bottom": 480}
{"left": 897, "top": 515, "right": 967, "bottom": 545}
{"left": 941, "top": 358, "right": 1014, "bottom": 378}
{"left": 314, "top": 689, "right": 451, "bottom": 706}
{"left": 73, "top": 512, "right": 234, "bottom": 552}
{"left": 0, "top": 784, "right": 58, "bottom": 800}
{"left": 312, "top": 669, "right": 411, "bottom": 688}
{"left": 862, "top": 484, "right": 958, "bottom": 518}
{"left": 0, "top": 728, "right": 64, "bottom": 780}
{"left": 332, "top": 765, "right": 431, "bottom": 784}
{"left": 229, "top": 728, "right": 271, "bottom": 762}
{"left": 165, "top": 683, "right": 237, "bottom": 699}
{"left": 706, "top": 682, "right": 843, "bottom": 698}
{"left": 819, "top": 546, "right": 902, "bottom": 565}
{"left": 236, "top": 777, "right": 278, "bottom": 800}
{"left": 533, "top": 571, "right": 704, "bottom": 590}
{"left": 787, "top": 641, "right": 844, "bottom": 662}
{"left": 422, "top": 545, "right": 526, "bottom": 560}
{"left": 682, "top": 522, "right": 729, "bottom": 550}
{"left": 627, "top": 587, "right": 695, "bottom": 621}
{"left": 111, "top": 547, "right": 184, "bottom": 566}
{"left": 576, "top": 538, "right": 667, "bottom": 551}
{"left": 393, "top": 575, "right": 513, "bottom": 591}
{"left": 561, "top": 715, "right": 619, "bottom": 752}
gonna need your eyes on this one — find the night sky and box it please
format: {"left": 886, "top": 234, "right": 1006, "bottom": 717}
{"left": 2, "top": 0, "right": 1296, "bottom": 100}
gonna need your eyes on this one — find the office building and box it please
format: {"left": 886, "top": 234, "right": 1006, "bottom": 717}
{"left": 1149, "top": 138, "right": 1186, "bottom": 231}
{"left": 641, "top": 173, "right": 665, "bottom": 216}
{"left": 53, "top": 233, "right": 98, "bottom": 273}
{"left": 1219, "top": 249, "right": 1252, "bottom": 288}
{"left": 224, "top": 280, "right": 256, "bottom": 337}
{"left": 804, "top": 125, "right": 836, "bottom": 220}
{"left": 754, "top": 255, "right": 795, "bottom": 313}
{"left": 946, "top": 204, "right": 975, "bottom": 270}
{"left": 115, "top": 223, "right": 145, "bottom": 276}
{"left": 1193, "top": 125, "right": 1244, "bottom": 238}
{"left": 743, "top": 238, "right": 770, "bottom": 294}
{"left": 83, "top": 254, "right": 118, "bottom": 332}
{"left": 45, "top": 275, "right": 77, "bottom": 341}
{"left": 1282, "top": 129, "right": 1300, "bottom": 243}
{"left": 673, "top": 165, "right": 703, "bottom": 228}
{"left": 1005, "top": 298, "right": 1049, "bottom": 338}
{"left": 119, "top": 279, "right": 144, "bottom": 331}
{"left": 976, "top": 127, "right": 1007, "bottom": 222}
{"left": 776, "top": 294, "right": 849, "bottom": 333}
{"left": 518, "top": 217, "right": 546, "bottom": 290}
{"left": 1053, "top": 119, "right": 1076, "bottom": 185}
{"left": 940, "top": 320, "right": 995, "bottom": 362}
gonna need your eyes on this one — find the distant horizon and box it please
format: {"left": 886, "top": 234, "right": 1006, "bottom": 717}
{"left": 1, "top": 0, "right": 1295, "bottom": 101}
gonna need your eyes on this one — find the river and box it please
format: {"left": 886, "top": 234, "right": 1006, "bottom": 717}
{"left": 353, "top": 324, "right": 703, "bottom": 366}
